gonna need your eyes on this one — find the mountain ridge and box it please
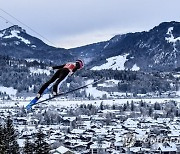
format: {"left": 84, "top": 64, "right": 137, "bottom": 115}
{"left": 1, "top": 21, "right": 180, "bottom": 71}
{"left": 0, "top": 25, "right": 72, "bottom": 64}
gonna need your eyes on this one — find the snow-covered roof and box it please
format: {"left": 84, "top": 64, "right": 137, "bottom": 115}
{"left": 90, "top": 141, "right": 111, "bottom": 149}
{"left": 130, "top": 147, "right": 142, "bottom": 153}
{"left": 55, "top": 145, "right": 72, "bottom": 153}
{"left": 63, "top": 116, "right": 76, "bottom": 122}
{"left": 71, "top": 129, "right": 85, "bottom": 134}
{"left": 152, "top": 142, "right": 177, "bottom": 152}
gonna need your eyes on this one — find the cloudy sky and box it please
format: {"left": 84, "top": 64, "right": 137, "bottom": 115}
{"left": 0, "top": 0, "right": 180, "bottom": 49}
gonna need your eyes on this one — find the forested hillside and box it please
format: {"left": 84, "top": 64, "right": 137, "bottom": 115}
{"left": 81, "top": 69, "right": 179, "bottom": 96}
{"left": 0, "top": 55, "right": 50, "bottom": 97}
{"left": 0, "top": 54, "right": 178, "bottom": 99}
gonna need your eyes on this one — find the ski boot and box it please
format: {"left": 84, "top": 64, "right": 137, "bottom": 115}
{"left": 26, "top": 94, "right": 41, "bottom": 110}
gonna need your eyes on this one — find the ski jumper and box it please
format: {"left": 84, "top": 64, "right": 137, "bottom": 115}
{"left": 26, "top": 60, "right": 84, "bottom": 110}
{"left": 38, "top": 63, "right": 77, "bottom": 96}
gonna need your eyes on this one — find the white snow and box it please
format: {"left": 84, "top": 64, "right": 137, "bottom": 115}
{"left": 1, "top": 97, "right": 180, "bottom": 110}
{"left": 166, "top": 27, "right": 180, "bottom": 43}
{"left": 165, "top": 27, "right": 180, "bottom": 52}
{"left": 29, "top": 67, "right": 51, "bottom": 75}
{"left": 173, "top": 73, "right": 180, "bottom": 78}
{"left": 104, "top": 42, "right": 110, "bottom": 49}
{"left": 3, "top": 30, "right": 31, "bottom": 44}
{"left": 131, "top": 64, "right": 140, "bottom": 71}
{"left": 25, "top": 58, "right": 41, "bottom": 63}
{"left": 55, "top": 146, "right": 71, "bottom": 153}
{"left": 98, "top": 79, "right": 119, "bottom": 87}
{"left": 85, "top": 80, "right": 109, "bottom": 98}
{"left": 91, "top": 54, "right": 129, "bottom": 70}
{"left": 153, "top": 143, "right": 177, "bottom": 152}
{"left": 31, "top": 45, "right": 37, "bottom": 48}
{"left": 0, "top": 33, "right": 3, "bottom": 37}
{"left": 17, "top": 139, "right": 26, "bottom": 148}
{"left": 175, "top": 90, "right": 180, "bottom": 96}
{"left": 29, "top": 85, "right": 35, "bottom": 91}
{"left": 0, "top": 86, "right": 17, "bottom": 96}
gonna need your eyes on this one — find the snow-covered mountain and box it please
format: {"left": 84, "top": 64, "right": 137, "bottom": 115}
{"left": 70, "top": 21, "right": 180, "bottom": 72}
{"left": 1, "top": 21, "right": 180, "bottom": 71}
{"left": 0, "top": 25, "right": 72, "bottom": 64}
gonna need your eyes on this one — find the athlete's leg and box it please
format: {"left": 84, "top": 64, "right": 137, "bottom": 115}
{"left": 37, "top": 70, "right": 61, "bottom": 97}
{"left": 53, "top": 69, "right": 69, "bottom": 94}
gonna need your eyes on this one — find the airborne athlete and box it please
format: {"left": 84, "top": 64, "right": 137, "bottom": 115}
{"left": 26, "top": 59, "right": 84, "bottom": 110}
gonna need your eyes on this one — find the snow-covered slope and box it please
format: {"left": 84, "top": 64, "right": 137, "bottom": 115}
{"left": 0, "top": 86, "right": 17, "bottom": 96}
{"left": 91, "top": 54, "right": 140, "bottom": 71}
{"left": 2, "top": 29, "right": 31, "bottom": 45}
{"left": 91, "top": 54, "right": 128, "bottom": 70}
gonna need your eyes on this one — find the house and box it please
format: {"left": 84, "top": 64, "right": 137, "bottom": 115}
{"left": 129, "top": 147, "right": 151, "bottom": 153}
{"left": 157, "top": 118, "right": 171, "bottom": 124}
{"left": 123, "top": 118, "right": 139, "bottom": 129}
{"left": 13, "top": 117, "right": 27, "bottom": 125}
{"left": 27, "top": 117, "right": 39, "bottom": 126}
{"left": 152, "top": 142, "right": 177, "bottom": 154}
{"left": 76, "top": 120, "right": 91, "bottom": 129}
{"left": 90, "top": 141, "right": 111, "bottom": 154}
{"left": 80, "top": 115, "right": 91, "bottom": 121}
{"left": 114, "top": 140, "right": 124, "bottom": 151}
{"left": 71, "top": 128, "right": 85, "bottom": 135}
{"left": 91, "top": 115, "right": 107, "bottom": 122}
{"left": 62, "top": 116, "right": 77, "bottom": 130}
{"left": 71, "top": 142, "right": 88, "bottom": 153}
{"left": 51, "top": 145, "right": 74, "bottom": 154}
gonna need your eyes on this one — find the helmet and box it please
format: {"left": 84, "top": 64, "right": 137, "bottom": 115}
{"left": 76, "top": 59, "right": 84, "bottom": 69}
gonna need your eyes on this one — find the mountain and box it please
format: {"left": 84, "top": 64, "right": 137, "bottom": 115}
{"left": 0, "top": 25, "right": 72, "bottom": 64}
{"left": 69, "top": 21, "right": 180, "bottom": 71}
{"left": 1, "top": 23, "right": 180, "bottom": 97}
{"left": 1, "top": 21, "right": 180, "bottom": 71}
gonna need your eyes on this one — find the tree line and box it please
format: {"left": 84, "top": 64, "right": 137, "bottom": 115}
{"left": 80, "top": 69, "right": 178, "bottom": 94}
{"left": 0, "top": 54, "right": 179, "bottom": 98}
{"left": 0, "top": 116, "right": 50, "bottom": 154}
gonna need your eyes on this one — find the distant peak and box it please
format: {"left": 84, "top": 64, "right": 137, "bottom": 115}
{"left": 151, "top": 21, "right": 180, "bottom": 32}
{"left": 1, "top": 25, "right": 26, "bottom": 33}
{"left": 8, "top": 25, "right": 26, "bottom": 33}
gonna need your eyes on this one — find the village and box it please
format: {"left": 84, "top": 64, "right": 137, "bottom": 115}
{"left": 0, "top": 98, "right": 180, "bottom": 154}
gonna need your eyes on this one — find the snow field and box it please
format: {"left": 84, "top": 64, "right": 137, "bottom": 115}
{"left": 1, "top": 98, "right": 180, "bottom": 109}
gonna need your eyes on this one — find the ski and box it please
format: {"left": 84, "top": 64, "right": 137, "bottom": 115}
{"left": 26, "top": 77, "right": 104, "bottom": 109}
{"left": 36, "top": 77, "right": 104, "bottom": 104}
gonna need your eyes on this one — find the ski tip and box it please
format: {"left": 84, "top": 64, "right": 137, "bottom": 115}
{"left": 26, "top": 97, "right": 39, "bottom": 111}
{"left": 25, "top": 104, "right": 32, "bottom": 111}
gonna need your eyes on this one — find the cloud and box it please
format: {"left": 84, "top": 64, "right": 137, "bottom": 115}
{"left": 0, "top": 0, "right": 180, "bottom": 48}
{"left": 54, "top": 26, "right": 151, "bottom": 49}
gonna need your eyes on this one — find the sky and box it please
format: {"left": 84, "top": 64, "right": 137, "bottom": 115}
{"left": 0, "top": 0, "right": 180, "bottom": 49}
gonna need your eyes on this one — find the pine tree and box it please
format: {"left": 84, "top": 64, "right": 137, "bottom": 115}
{"left": 130, "top": 101, "right": 135, "bottom": 111}
{"left": 123, "top": 104, "right": 127, "bottom": 111}
{"left": 0, "top": 124, "right": 6, "bottom": 153}
{"left": 148, "top": 107, "right": 153, "bottom": 117}
{"left": 154, "top": 102, "right": 161, "bottom": 110}
{"left": 23, "top": 137, "right": 34, "bottom": 154}
{"left": 100, "top": 101, "right": 104, "bottom": 110}
{"left": 4, "top": 116, "right": 19, "bottom": 154}
{"left": 34, "top": 129, "right": 50, "bottom": 154}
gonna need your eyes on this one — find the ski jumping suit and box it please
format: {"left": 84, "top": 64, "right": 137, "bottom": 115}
{"left": 38, "top": 63, "right": 78, "bottom": 96}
